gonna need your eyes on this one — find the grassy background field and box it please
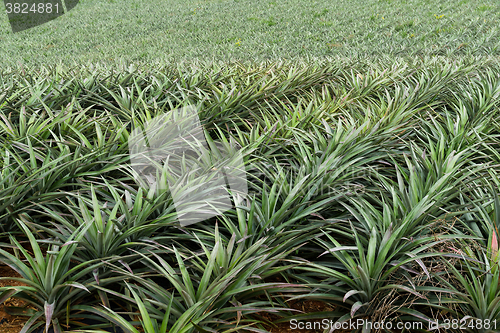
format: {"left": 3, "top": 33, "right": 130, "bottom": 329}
{"left": 1, "top": 0, "right": 500, "bottom": 67}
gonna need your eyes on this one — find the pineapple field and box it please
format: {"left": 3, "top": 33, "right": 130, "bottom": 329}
{"left": 0, "top": 56, "right": 499, "bottom": 332}
{"left": 0, "top": 0, "right": 499, "bottom": 65}
{"left": 1, "top": 0, "right": 500, "bottom": 333}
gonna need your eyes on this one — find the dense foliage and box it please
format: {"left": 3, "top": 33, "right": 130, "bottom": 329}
{"left": 0, "top": 55, "right": 500, "bottom": 332}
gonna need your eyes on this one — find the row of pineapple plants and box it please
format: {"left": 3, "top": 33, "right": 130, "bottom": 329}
{"left": 0, "top": 55, "right": 500, "bottom": 332}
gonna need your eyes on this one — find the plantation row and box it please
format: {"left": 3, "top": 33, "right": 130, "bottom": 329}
{"left": 0, "top": 56, "right": 500, "bottom": 332}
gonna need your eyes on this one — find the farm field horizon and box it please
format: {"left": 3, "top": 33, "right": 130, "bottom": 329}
{"left": 0, "top": 0, "right": 499, "bottom": 66}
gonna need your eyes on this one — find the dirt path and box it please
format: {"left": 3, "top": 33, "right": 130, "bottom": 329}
{"left": 0, "top": 265, "right": 28, "bottom": 333}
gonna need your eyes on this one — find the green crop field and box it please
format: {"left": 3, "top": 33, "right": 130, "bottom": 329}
{"left": 0, "top": 0, "right": 500, "bottom": 66}
{"left": 1, "top": 1, "right": 500, "bottom": 333}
